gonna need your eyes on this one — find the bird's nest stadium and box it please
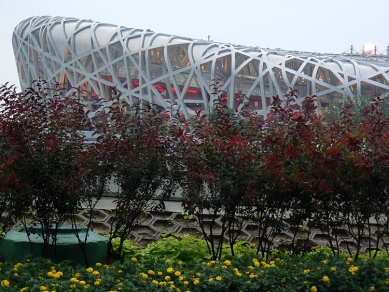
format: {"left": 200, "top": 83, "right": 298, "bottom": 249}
{"left": 12, "top": 16, "right": 389, "bottom": 118}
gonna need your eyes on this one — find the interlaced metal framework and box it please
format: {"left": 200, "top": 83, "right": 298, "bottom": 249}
{"left": 13, "top": 16, "right": 389, "bottom": 118}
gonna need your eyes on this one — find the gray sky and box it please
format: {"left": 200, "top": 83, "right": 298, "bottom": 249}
{"left": 1, "top": 0, "right": 388, "bottom": 89}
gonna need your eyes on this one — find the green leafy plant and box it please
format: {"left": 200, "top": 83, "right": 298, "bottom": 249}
{"left": 0, "top": 248, "right": 389, "bottom": 291}
{"left": 181, "top": 211, "right": 195, "bottom": 221}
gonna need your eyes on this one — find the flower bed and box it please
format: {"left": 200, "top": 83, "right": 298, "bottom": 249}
{"left": 1, "top": 247, "right": 389, "bottom": 291}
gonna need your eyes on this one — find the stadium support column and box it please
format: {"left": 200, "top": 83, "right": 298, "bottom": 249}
{"left": 228, "top": 79, "right": 235, "bottom": 108}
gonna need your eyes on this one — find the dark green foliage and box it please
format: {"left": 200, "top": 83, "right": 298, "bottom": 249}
{"left": 1, "top": 248, "right": 389, "bottom": 291}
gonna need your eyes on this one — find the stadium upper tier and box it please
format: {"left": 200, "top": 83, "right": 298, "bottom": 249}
{"left": 13, "top": 16, "right": 389, "bottom": 118}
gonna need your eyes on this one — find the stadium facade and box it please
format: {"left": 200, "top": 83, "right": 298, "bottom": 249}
{"left": 12, "top": 16, "right": 389, "bottom": 118}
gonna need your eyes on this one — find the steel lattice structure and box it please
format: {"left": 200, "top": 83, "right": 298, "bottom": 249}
{"left": 12, "top": 16, "right": 389, "bottom": 118}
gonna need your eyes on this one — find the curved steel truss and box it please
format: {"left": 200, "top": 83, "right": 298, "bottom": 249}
{"left": 12, "top": 16, "right": 389, "bottom": 118}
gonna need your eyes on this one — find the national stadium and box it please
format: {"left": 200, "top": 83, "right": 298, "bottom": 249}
{"left": 12, "top": 16, "right": 389, "bottom": 118}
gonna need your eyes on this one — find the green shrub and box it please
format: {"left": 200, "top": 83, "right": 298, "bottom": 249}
{"left": 0, "top": 248, "right": 389, "bottom": 291}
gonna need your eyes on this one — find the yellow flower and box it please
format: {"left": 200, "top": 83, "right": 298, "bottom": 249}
{"left": 141, "top": 273, "right": 148, "bottom": 279}
{"left": 158, "top": 271, "right": 163, "bottom": 276}
{"left": 209, "top": 278, "right": 214, "bottom": 282}
{"left": 370, "top": 287, "right": 375, "bottom": 291}
{"left": 310, "top": 286, "right": 317, "bottom": 292}
{"left": 254, "top": 261, "right": 260, "bottom": 267}
{"left": 86, "top": 267, "right": 94, "bottom": 273}
{"left": 131, "top": 257, "right": 137, "bottom": 261}
{"left": 152, "top": 280, "right": 159, "bottom": 285}
{"left": 165, "top": 276, "right": 171, "bottom": 281}
{"left": 304, "top": 269, "right": 310, "bottom": 274}
{"left": 223, "top": 260, "right": 232, "bottom": 266}
{"left": 216, "top": 276, "right": 222, "bottom": 281}
{"left": 118, "top": 270, "right": 123, "bottom": 273}
{"left": 175, "top": 271, "right": 181, "bottom": 277}
{"left": 322, "top": 275, "right": 330, "bottom": 283}
{"left": 79, "top": 280, "right": 86, "bottom": 285}
{"left": 1, "top": 280, "right": 10, "bottom": 287}
{"left": 47, "top": 271, "right": 54, "bottom": 277}
{"left": 167, "top": 267, "right": 174, "bottom": 273}
{"left": 94, "top": 280, "right": 101, "bottom": 286}
{"left": 96, "top": 262, "right": 102, "bottom": 267}
{"left": 347, "top": 257, "right": 353, "bottom": 263}
{"left": 348, "top": 265, "right": 359, "bottom": 275}
{"left": 148, "top": 270, "right": 155, "bottom": 276}
{"left": 70, "top": 284, "right": 76, "bottom": 289}
{"left": 93, "top": 271, "right": 100, "bottom": 275}
{"left": 184, "top": 281, "right": 189, "bottom": 285}
{"left": 331, "top": 266, "right": 336, "bottom": 271}
{"left": 193, "top": 279, "right": 200, "bottom": 285}
{"left": 40, "top": 286, "right": 47, "bottom": 291}
{"left": 235, "top": 272, "right": 242, "bottom": 277}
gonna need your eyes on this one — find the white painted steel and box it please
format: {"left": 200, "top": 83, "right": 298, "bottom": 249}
{"left": 12, "top": 16, "right": 389, "bottom": 118}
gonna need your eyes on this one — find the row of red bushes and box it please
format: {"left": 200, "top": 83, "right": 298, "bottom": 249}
{"left": 1, "top": 80, "right": 389, "bottom": 263}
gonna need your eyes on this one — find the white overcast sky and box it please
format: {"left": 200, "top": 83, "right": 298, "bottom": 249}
{"left": 1, "top": 0, "right": 388, "bottom": 89}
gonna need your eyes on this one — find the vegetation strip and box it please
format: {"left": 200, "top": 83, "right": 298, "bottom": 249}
{"left": 0, "top": 246, "right": 388, "bottom": 291}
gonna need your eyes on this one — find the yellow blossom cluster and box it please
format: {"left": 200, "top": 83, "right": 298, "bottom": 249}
{"left": 47, "top": 265, "right": 64, "bottom": 279}
{"left": 67, "top": 263, "right": 107, "bottom": 289}
{"left": 1, "top": 255, "right": 388, "bottom": 291}
{"left": 140, "top": 267, "right": 186, "bottom": 291}
{"left": 349, "top": 265, "right": 359, "bottom": 275}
